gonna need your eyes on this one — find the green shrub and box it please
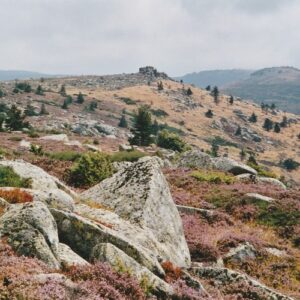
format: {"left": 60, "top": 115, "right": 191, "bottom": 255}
{"left": 150, "top": 109, "right": 169, "bottom": 117}
{"left": 119, "top": 97, "right": 137, "bottom": 105}
{"left": 0, "top": 166, "right": 31, "bottom": 188}
{"left": 47, "top": 151, "right": 82, "bottom": 162}
{"left": 281, "top": 158, "right": 300, "bottom": 171}
{"left": 8, "top": 136, "right": 22, "bottom": 142}
{"left": 111, "top": 150, "right": 146, "bottom": 162}
{"left": 157, "top": 129, "right": 190, "bottom": 152}
{"left": 27, "top": 130, "right": 40, "bottom": 138}
{"left": 247, "top": 162, "right": 277, "bottom": 178}
{"left": 67, "top": 152, "right": 113, "bottom": 187}
{"left": 30, "top": 144, "right": 44, "bottom": 156}
{"left": 192, "top": 170, "right": 236, "bottom": 184}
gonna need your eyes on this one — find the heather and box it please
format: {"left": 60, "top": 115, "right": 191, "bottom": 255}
{"left": 165, "top": 167, "right": 300, "bottom": 298}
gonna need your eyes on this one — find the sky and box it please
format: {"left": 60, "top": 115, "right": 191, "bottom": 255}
{"left": 0, "top": 0, "right": 299, "bottom": 76}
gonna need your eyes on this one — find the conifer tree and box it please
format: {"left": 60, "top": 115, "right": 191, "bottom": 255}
{"left": 205, "top": 109, "right": 213, "bottom": 118}
{"left": 60, "top": 85, "right": 67, "bottom": 96}
{"left": 274, "top": 122, "right": 281, "bottom": 133}
{"left": 263, "top": 118, "right": 273, "bottom": 131}
{"left": 6, "top": 105, "right": 30, "bottom": 130}
{"left": 62, "top": 99, "right": 69, "bottom": 109}
{"left": 118, "top": 113, "right": 128, "bottom": 128}
{"left": 211, "top": 86, "right": 220, "bottom": 104}
{"left": 248, "top": 112, "right": 257, "bottom": 123}
{"left": 77, "top": 92, "right": 84, "bottom": 104}
{"left": 35, "top": 85, "right": 44, "bottom": 95}
{"left": 229, "top": 95, "right": 234, "bottom": 105}
{"left": 40, "top": 103, "right": 48, "bottom": 115}
{"left": 129, "top": 105, "right": 153, "bottom": 146}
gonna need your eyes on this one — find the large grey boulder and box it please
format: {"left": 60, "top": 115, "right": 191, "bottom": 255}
{"left": 193, "top": 267, "right": 293, "bottom": 300}
{"left": 236, "top": 174, "right": 287, "bottom": 190}
{"left": 81, "top": 156, "right": 191, "bottom": 268}
{"left": 245, "top": 193, "right": 274, "bottom": 203}
{"left": 223, "top": 243, "right": 257, "bottom": 263}
{"left": 0, "top": 201, "right": 60, "bottom": 269}
{"left": 51, "top": 208, "right": 165, "bottom": 276}
{"left": 92, "top": 243, "right": 173, "bottom": 297}
{"left": 213, "top": 157, "right": 257, "bottom": 175}
{"left": 0, "top": 160, "right": 78, "bottom": 199}
{"left": 0, "top": 187, "right": 74, "bottom": 211}
{"left": 176, "top": 150, "right": 214, "bottom": 169}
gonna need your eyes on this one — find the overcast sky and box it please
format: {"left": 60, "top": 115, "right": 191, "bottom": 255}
{"left": 0, "top": 0, "right": 299, "bottom": 76}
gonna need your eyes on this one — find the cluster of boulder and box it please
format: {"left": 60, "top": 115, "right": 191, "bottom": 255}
{"left": 0, "top": 153, "right": 291, "bottom": 299}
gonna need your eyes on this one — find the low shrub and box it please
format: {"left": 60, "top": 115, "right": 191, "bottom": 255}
{"left": 27, "top": 130, "right": 40, "bottom": 138}
{"left": 0, "top": 189, "right": 33, "bottom": 204}
{"left": 67, "top": 152, "right": 113, "bottom": 188}
{"left": 47, "top": 151, "right": 82, "bottom": 162}
{"left": 192, "top": 170, "right": 236, "bottom": 184}
{"left": 0, "top": 166, "right": 31, "bottom": 188}
{"left": 111, "top": 150, "right": 146, "bottom": 162}
{"left": 8, "top": 136, "right": 22, "bottom": 142}
{"left": 161, "top": 261, "right": 182, "bottom": 282}
{"left": 157, "top": 129, "right": 190, "bottom": 152}
{"left": 119, "top": 97, "right": 137, "bottom": 105}
{"left": 150, "top": 108, "right": 169, "bottom": 117}
{"left": 30, "top": 144, "right": 44, "bottom": 156}
{"left": 248, "top": 162, "right": 277, "bottom": 178}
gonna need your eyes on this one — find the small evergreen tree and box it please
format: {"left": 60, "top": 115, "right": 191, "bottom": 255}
{"left": 239, "top": 149, "right": 246, "bottom": 161}
{"left": 229, "top": 95, "right": 234, "bottom": 105}
{"left": 62, "top": 99, "right": 69, "bottom": 109}
{"left": 235, "top": 125, "right": 242, "bottom": 136}
{"left": 157, "top": 81, "right": 164, "bottom": 91}
{"left": 271, "top": 103, "right": 276, "bottom": 110}
{"left": 248, "top": 112, "right": 257, "bottom": 123}
{"left": 118, "top": 114, "right": 128, "bottom": 128}
{"left": 205, "top": 109, "right": 213, "bottom": 118}
{"left": 88, "top": 101, "right": 97, "bottom": 111}
{"left": 77, "top": 92, "right": 84, "bottom": 104}
{"left": 0, "top": 89, "right": 4, "bottom": 98}
{"left": 186, "top": 87, "right": 193, "bottom": 96}
{"left": 24, "top": 104, "right": 37, "bottom": 116}
{"left": 211, "top": 86, "right": 219, "bottom": 104}
{"left": 66, "top": 95, "right": 73, "bottom": 104}
{"left": 35, "top": 85, "right": 44, "bottom": 95}
{"left": 129, "top": 105, "right": 153, "bottom": 146}
{"left": 151, "top": 119, "right": 159, "bottom": 135}
{"left": 60, "top": 85, "right": 66, "bottom": 96}
{"left": 274, "top": 122, "right": 281, "bottom": 133}
{"left": 0, "top": 114, "right": 5, "bottom": 132}
{"left": 39, "top": 103, "right": 48, "bottom": 115}
{"left": 211, "top": 142, "right": 219, "bottom": 157}
{"left": 205, "top": 85, "right": 211, "bottom": 91}
{"left": 280, "top": 116, "right": 288, "bottom": 128}
{"left": 5, "top": 105, "right": 30, "bottom": 131}
{"left": 248, "top": 154, "right": 257, "bottom": 166}
{"left": 263, "top": 118, "right": 273, "bottom": 131}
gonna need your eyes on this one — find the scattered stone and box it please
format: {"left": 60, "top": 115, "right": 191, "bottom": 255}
{"left": 176, "top": 150, "right": 214, "bottom": 169}
{"left": 213, "top": 157, "right": 257, "bottom": 175}
{"left": 265, "top": 247, "right": 288, "bottom": 258}
{"left": 19, "top": 140, "right": 31, "bottom": 149}
{"left": 245, "top": 193, "right": 274, "bottom": 203}
{"left": 223, "top": 243, "right": 257, "bottom": 263}
{"left": 57, "top": 243, "right": 89, "bottom": 267}
{"left": 40, "top": 134, "right": 69, "bottom": 142}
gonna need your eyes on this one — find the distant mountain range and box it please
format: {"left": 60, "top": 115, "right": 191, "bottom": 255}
{"left": 177, "top": 66, "right": 300, "bottom": 114}
{"left": 0, "top": 70, "right": 55, "bottom": 81}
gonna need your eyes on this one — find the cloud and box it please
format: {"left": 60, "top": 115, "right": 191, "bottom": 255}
{"left": 0, "top": 0, "right": 299, "bottom": 76}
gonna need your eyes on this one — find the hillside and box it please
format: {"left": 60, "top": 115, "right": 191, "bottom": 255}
{"left": 0, "top": 70, "right": 56, "bottom": 81}
{"left": 176, "top": 69, "right": 253, "bottom": 88}
{"left": 178, "top": 66, "right": 300, "bottom": 114}
{"left": 223, "top": 66, "right": 300, "bottom": 114}
{"left": 0, "top": 67, "right": 299, "bottom": 299}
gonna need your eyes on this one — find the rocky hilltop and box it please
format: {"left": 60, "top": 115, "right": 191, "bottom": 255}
{"left": 0, "top": 67, "right": 299, "bottom": 299}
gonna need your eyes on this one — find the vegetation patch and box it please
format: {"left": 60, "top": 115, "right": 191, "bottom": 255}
{"left": 206, "top": 136, "right": 238, "bottom": 148}
{"left": 0, "top": 166, "right": 31, "bottom": 188}
{"left": 0, "top": 188, "right": 33, "bottom": 204}
{"left": 119, "top": 97, "right": 138, "bottom": 105}
{"left": 192, "top": 170, "right": 236, "bottom": 184}
{"left": 111, "top": 150, "right": 146, "bottom": 162}
{"left": 150, "top": 108, "right": 169, "bottom": 117}
{"left": 47, "top": 151, "right": 82, "bottom": 162}
{"left": 157, "top": 129, "right": 190, "bottom": 152}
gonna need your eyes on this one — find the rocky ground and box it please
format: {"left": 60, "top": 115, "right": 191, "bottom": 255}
{"left": 0, "top": 67, "right": 299, "bottom": 299}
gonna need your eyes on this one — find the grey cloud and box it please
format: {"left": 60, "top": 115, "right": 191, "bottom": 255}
{"left": 0, "top": 0, "right": 299, "bottom": 76}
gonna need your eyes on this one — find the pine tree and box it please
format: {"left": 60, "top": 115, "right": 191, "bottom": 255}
{"left": 211, "top": 143, "right": 219, "bottom": 157}
{"left": 77, "top": 92, "right": 84, "bottom": 104}
{"left": 280, "top": 116, "right": 288, "bottom": 128}
{"left": 35, "top": 85, "right": 44, "bottom": 95}
{"left": 235, "top": 125, "right": 242, "bottom": 136}
{"left": 186, "top": 87, "right": 193, "bottom": 96}
{"left": 129, "top": 105, "right": 153, "bottom": 146}
{"left": 211, "top": 86, "right": 220, "bottom": 104}
{"left": 205, "top": 85, "right": 211, "bottom": 91}
{"left": 66, "top": 95, "right": 73, "bottom": 104}
{"left": 40, "top": 103, "right": 48, "bottom": 115}
{"left": 157, "top": 81, "right": 164, "bottom": 91}
{"left": 274, "top": 122, "right": 281, "bottom": 133}
{"left": 118, "top": 114, "right": 128, "bottom": 128}
{"left": 0, "top": 89, "right": 4, "bottom": 98}
{"left": 62, "top": 99, "right": 69, "bottom": 109}
{"left": 24, "top": 104, "right": 37, "bottom": 116}
{"left": 229, "top": 95, "right": 234, "bottom": 105}
{"left": 248, "top": 112, "right": 257, "bottom": 123}
{"left": 60, "top": 85, "right": 66, "bottom": 96}
{"left": 205, "top": 109, "right": 213, "bottom": 118}
{"left": 239, "top": 149, "right": 246, "bottom": 161}
{"left": 151, "top": 119, "right": 160, "bottom": 135}
{"left": 263, "top": 118, "right": 273, "bottom": 131}
{"left": 5, "top": 105, "right": 30, "bottom": 130}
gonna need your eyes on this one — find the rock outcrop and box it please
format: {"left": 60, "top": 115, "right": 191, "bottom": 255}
{"left": 91, "top": 243, "right": 173, "bottom": 297}
{"left": 81, "top": 156, "right": 191, "bottom": 268}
